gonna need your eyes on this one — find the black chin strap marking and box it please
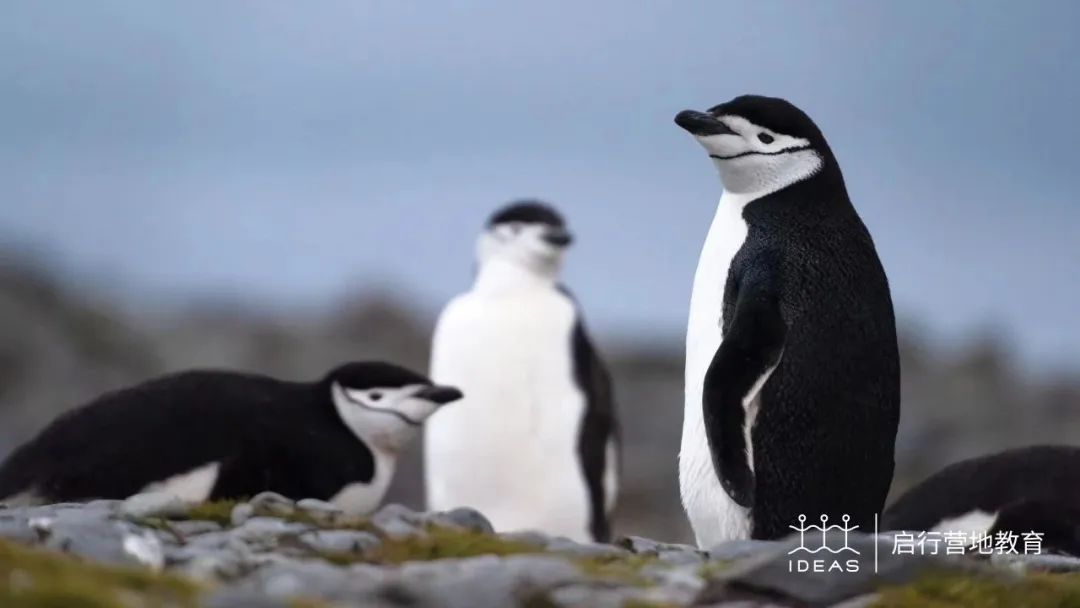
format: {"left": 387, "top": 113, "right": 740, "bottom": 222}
{"left": 710, "top": 145, "right": 813, "bottom": 161}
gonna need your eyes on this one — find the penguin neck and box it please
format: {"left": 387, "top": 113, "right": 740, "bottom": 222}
{"left": 472, "top": 257, "right": 558, "bottom": 295}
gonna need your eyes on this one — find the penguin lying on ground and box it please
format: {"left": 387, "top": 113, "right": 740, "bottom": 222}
{"left": 674, "top": 95, "right": 900, "bottom": 546}
{"left": 883, "top": 445, "right": 1080, "bottom": 556}
{"left": 425, "top": 200, "right": 620, "bottom": 543}
{"left": 0, "top": 362, "right": 462, "bottom": 512}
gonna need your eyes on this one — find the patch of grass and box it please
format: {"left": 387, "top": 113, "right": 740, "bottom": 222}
{"left": 520, "top": 591, "right": 559, "bottom": 608}
{"left": 621, "top": 600, "right": 680, "bottom": 608}
{"left": 697, "top": 559, "right": 731, "bottom": 579}
{"left": 179, "top": 500, "right": 238, "bottom": 526}
{"left": 572, "top": 553, "right": 659, "bottom": 587}
{"left": 874, "top": 571, "right": 1080, "bottom": 608}
{"left": 365, "top": 526, "right": 543, "bottom": 565}
{"left": 177, "top": 500, "right": 375, "bottom": 532}
{"left": 0, "top": 538, "right": 201, "bottom": 608}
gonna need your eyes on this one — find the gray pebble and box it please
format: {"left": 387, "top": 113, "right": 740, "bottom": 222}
{"left": 249, "top": 492, "right": 296, "bottom": 517}
{"left": 707, "top": 539, "right": 780, "bottom": 561}
{"left": 230, "top": 516, "right": 312, "bottom": 550}
{"left": 231, "top": 503, "right": 255, "bottom": 527}
{"left": 171, "top": 519, "right": 223, "bottom": 537}
{"left": 373, "top": 517, "right": 422, "bottom": 539}
{"left": 295, "top": 498, "right": 343, "bottom": 524}
{"left": 994, "top": 552, "right": 1080, "bottom": 573}
{"left": 372, "top": 503, "right": 421, "bottom": 526}
{"left": 428, "top": 507, "right": 494, "bottom": 534}
{"left": 300, "top": 529, "right": 380, "bottom": 556}
{"left": 546, "top": 537, "right": 628, "bottom": 558}
{"left": 121, "top": 492, "right": 190, "bottom": 519}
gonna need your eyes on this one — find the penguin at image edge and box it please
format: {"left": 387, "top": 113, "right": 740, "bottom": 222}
{"left": 0, "top": 361, "right": 462, "bottom": 512}
{"left": 425, "top": 199, "right": 620, "bottom": 543}
{"left": 674, "top": 94, "right": 900, "bottom": 546}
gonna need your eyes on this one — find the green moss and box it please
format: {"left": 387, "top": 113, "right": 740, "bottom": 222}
{"left": 572, "top": 553, "right": 659, "bottom": 587}
{"left": 520, "top": 591, "right": 559, "bottom": 608}
{"left": 178, "top": 500, "right": 238, "bottom": 526}
{"left": 697, "top": 559, "right": 730, "bottom": 580}
{"left": 874, "top": 571, "right": 1080, "bottom": 608}
{"left": 177, "top": 500, "right": 374, "bottom": 532}
{"left": 0, "top": 538, "right": 201, "bottom": 608}
{"left": 366, "top": 526, "right": 543, "bottom": 565}
{"left": 621, "top": 600, "right": 680, "bottom": 608}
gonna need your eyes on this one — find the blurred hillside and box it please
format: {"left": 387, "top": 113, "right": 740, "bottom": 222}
{"left": 0, "top": 257, "right": 1077, "bottom": 544}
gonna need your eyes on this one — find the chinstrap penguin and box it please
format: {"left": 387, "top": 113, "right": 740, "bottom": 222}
{"left": 884, "top": 445, "right": 1080, "bottom": 556}
{"left": 675, "top": 95, "right": 900, "bottom": 546}
{"left": 425, "top": 200, "right": 620, "bottom": 542}
{"left": 0, "top": 361, "right": 462, "bottom": 512}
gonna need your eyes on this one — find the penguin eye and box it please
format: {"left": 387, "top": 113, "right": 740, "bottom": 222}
{"left": 368, "top": 391, "right": 383, "bottom": 402}
{"left": 757, "top": 132, "right": 774, "bottom": 144}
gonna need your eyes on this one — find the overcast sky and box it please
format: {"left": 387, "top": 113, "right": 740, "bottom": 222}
{"left": 1, "top": 1, "right": 1078, "bottom": 373}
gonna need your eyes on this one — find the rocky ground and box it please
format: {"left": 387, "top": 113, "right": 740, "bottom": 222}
{"left": 3, "top": 493, "right": 1080, "bottom": 607}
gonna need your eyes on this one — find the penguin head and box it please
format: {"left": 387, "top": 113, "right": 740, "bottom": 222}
{"left": 675, "top": 95, "right": 834, "bottom": 195}
{"left": 324, "top": 362, "right": 462, "bottom": 454}
{"left": 476, "top": 200, "right": 573, "bottom": 278}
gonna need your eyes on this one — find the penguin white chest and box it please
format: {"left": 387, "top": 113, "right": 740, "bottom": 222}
{"left": 425, "top": 289, "right": 591, "bottom": 541}
{"left": 681, "top": 193, "right": 753, "bottom": 547}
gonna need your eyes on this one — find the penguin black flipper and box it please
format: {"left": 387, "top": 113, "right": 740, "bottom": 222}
{"left": 560, "top": 285, "right": 620, "bottom": 543}
{"left": 703, "top": 256, "right": 786, "bottom": 509}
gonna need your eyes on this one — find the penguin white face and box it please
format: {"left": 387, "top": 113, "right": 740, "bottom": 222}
{"left": 675, "top": 95, "right": 827, "bottom": 195}
{"left": 477, "top": 200, "right": 573, "bottom": 277}
{"left": 325, "top": 362, "right": 463, "bottom": 454}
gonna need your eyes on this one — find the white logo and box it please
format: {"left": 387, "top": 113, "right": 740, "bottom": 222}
{"left": 787, "top": 514, "right": 862, "bottom": 573}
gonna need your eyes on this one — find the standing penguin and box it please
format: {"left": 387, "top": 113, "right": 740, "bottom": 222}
{"left": 674, "top": 95, "right": 900, "bottom": 546}
{"left": 0, "top": 361, "right": 461, "bottom": 512}
{"left": 425, "top": 200, "right": 619, "bottom": 543}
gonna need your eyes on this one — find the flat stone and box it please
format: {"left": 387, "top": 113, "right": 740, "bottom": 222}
{"left": 229, "top": 516, "right": 312, "bottom": 550}
{"left": 617, "top": 534, "right": 701, "bottom": 555}
{"left": 658, "top": 548, "right": 706, "bottom": 566}
{"left": 176, "top": 548, "right": 252, "bottom": 582}
{"left": 706, "top": 539, "right": 780, "bottom": 561}
{"left": 171, "top": 519, "right": 223, "bottom": 537}
{"left": 498, "top": 530, "right": 553, "bottom": 547}
{"left": 41, "top": 518, "right": 164, "bottom": 569}
{"left": 372, "top": 503, "right": 421, "bottom": 526}
{"left": 394, "top": 554, "right": 585, "bottom": 608}
{"left": 427, "top": 507, "right": 495, "bottom": 534}
{"left": 250, "top": 492, "right": 296, "bottom": 517}
{"left": 546, "top": 537, "right": 629, "bottom": 558}
{"left": 548, "top": 584, "right": 642, "bottom": 608}
{"left": 121, "top": 492, "right": 190, "bottom": 519}
{"left": 373, "top": 517, "right": 422, "bottom": 539}
{"left": 299, "top": 529, "right": 381, "bottom": 556}
{"left": 994, "top": 552, "right": 1080, "bottom": 573}
{"left": 295, "top": 498, "right": 343, "bottom": 524}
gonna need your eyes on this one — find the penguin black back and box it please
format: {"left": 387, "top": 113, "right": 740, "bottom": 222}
{"left": 881, "top": 444, "right": 1080, "bottom": 535}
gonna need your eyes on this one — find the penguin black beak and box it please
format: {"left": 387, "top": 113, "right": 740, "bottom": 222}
{"left": 415, "top": 385, "right": 463, "bottom": 405}
{"left": 542, "top": 227, "right": 574, "bottom": 248}
{"left": 675, "top": 110, "right": 736, "bottom": 137}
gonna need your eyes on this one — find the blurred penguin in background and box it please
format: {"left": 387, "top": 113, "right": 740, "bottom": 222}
{"left": 425, "top": 200, "right": 620, "bottom": 542}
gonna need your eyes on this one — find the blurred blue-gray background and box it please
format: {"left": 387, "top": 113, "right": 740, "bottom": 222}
{"left": 2, "top": 1, "right": 1077, "bottom": 542}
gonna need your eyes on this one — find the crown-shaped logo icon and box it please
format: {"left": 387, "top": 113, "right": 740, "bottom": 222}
{"left": 787, "top": 514, "right": 861, "bottom": 555}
